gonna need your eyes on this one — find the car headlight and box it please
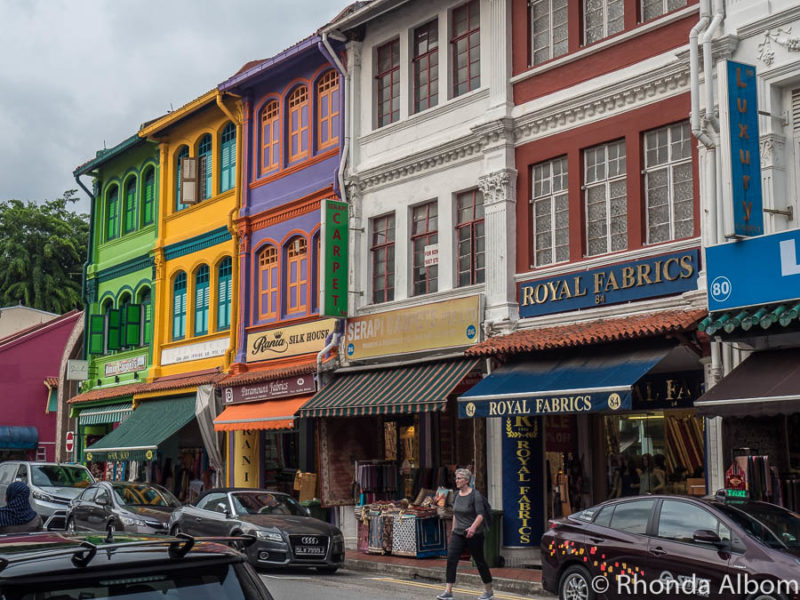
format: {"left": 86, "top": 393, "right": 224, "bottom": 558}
{"left": 256, "top": 530, "right": 284, "bottom": 542}
{"left": 31, "top": 490, "right": 55, "bottom": 503}
{"left": 333, "top": 533, "right": 344, "bottom": 542}
{"left": 121, "top": 516, "right": 147, "bottom": 527}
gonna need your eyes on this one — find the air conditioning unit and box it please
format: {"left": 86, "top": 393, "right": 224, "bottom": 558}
{"left": 181, "top": 157, "right": 198, "bottom": 205}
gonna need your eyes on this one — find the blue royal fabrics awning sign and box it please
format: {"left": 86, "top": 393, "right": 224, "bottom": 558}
{"left": 461, "top": 390, "right": 630, "bottom": 419}
{"left": 518, "top": 250, "right": 699, "bottom": 318}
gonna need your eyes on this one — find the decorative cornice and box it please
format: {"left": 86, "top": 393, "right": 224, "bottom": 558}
{"left": 247, "top": 189, "right": 327, "bottom": 232}
{"left": 470, "top": 117, "right": 515, "bottom": 151}
{"left": 757, "top": 26, "right": 800, "bottom": 67}
{"left": 95, "top": 255, "right": 154, "bottom": 284}
{"left": 163, "top": 226, "right": 231, "bottom": 261}
{"left": 513, "top": 62, "right": 690, "bottom": 144}
{"left": 355, "top": 133, "right": 484, "bottom": 192}
{"left": 738, "top": 6, "right": 800, "bottom": 39}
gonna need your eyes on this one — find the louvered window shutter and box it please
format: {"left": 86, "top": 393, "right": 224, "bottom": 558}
{"left": 107, "top": 309, "right": 122, "bottom": 351}
{"left": 89, "top": 315, "right": 106, "bottom": 355}
{"left": 793, "top": 89, "right": 800, "bottom": 132}
{"left": 125, "top": 304, "right": 142, "bottom": 347}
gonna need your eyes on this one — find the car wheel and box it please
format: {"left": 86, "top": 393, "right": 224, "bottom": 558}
{"left": 558, "top": 565, "right": 595, "bottom": 600}
{"left": 316, "top": 566, "right": 339, "bottom": 574}
{"left": 66, "top": 517, "right": 76, "bottom": 534}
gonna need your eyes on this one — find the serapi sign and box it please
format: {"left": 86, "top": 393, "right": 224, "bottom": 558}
{"left": 246, "top": 319, "right": 337, "bottom": 363}
{"left": 518, "top": 250, "right": 699, "bottom": 318}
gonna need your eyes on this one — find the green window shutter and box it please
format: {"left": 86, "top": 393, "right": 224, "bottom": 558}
{"left": 125, "top": 304, "right": 142, "bottom": 347}
{"left": 107, "top": 309, "right": 122, "bottom": 351}
{"left": 144, "top": 301, "right": 152, "bottom": 345}
{"left": 89, "top": 315, "right": 106, "bottom": 355}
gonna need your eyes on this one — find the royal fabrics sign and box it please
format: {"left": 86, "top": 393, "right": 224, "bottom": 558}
{"left": 223, "top": 375, "right": 316, "bottom": 405}
{"left": 246, "top": 319, "right": 337, "bottom": 363}
{"left": 502, "top": 416, "right": 544, "bottom": 547}
{"left": 518, "top": 250, "right": 699, "bottom": 318}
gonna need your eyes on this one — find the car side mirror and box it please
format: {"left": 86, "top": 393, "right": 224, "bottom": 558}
{"left": 96, "top": 496, "right": 109, "bottom": 506}
{"left": 217, "top": 502, "right": 231, "bottom": 517}
{"left": 305, "top": 507, "right": 312, "bottom": 517}
{"left": 693, "top": 529, "right": 723, "bottom": 546}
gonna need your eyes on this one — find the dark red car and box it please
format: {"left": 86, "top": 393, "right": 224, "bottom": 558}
{"left": 542, "top": 492, "right": 800, "bottom": 600}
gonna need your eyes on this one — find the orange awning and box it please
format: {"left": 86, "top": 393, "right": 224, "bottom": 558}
{"left": 213, "top": 395, "right": 311, "bottom": 431}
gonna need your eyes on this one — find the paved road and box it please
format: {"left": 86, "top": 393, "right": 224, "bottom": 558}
{"left": 258, "top": 568, "right": 553, "bottom": 600}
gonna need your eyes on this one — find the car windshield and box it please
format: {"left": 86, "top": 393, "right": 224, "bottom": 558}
{"left": 230, "top": 492, "right": 307, "bottom": 516}
{"left": 111, "top": 484, "right": 181, "bottom": 508}
{"left": 2, "top": 562, "right": 248, "bottom": 600}
{"left": 717, "top": 502, "right": 800, "bottom": 549}
{"left": 31, "top": 466, "right": 93, "bottom": 489}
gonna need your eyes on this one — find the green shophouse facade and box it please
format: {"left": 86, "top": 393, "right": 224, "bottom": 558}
{"left": 72, "top": 135, "right": 159, "bottom": 479}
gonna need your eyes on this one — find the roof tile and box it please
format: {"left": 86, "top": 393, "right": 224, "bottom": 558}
{"left": 466, "top": 309, "right": 707, "bottom": 357}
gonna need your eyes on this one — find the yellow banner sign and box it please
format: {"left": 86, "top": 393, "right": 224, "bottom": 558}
{"left": 246, "top": 318, "right": 337, "bottom": 363}
{"left": 345, "top": 295, "right": 481, "bottom": 360}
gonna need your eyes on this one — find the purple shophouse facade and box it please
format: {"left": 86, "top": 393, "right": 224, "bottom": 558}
{"left": 216, "top": 34, "right": 345, "bottom": 487}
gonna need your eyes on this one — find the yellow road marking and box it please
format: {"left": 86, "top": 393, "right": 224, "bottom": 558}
{"left": 367, "top": 576, "right": 532, "bottom": 600}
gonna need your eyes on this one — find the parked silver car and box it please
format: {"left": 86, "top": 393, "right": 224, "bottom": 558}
{"left": 0, "top": 461, "right": 94, "bottom": 519}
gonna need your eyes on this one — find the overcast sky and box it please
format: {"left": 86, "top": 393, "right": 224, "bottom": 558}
{"left": 0, "top": 0, "right": 345, "bottom": 215}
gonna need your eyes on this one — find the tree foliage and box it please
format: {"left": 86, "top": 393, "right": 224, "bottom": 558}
{"left": 0, "top": 190, "right": 88, "bottom": 313}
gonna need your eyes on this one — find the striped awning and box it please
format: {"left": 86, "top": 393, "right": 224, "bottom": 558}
{"left": 298, "top": 359, "right": 479, "bottom": 418}
{"left": 78, "top": 402, "right": 134, "bottom": 425}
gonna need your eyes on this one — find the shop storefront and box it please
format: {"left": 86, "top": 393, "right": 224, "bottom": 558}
{"left": 0, "top": 426, "right": 39, "bottom": 461}
{"left": 299, "top": 296, "right": 484, "bottom": 553}
{"left": 458, "top": 309, "right": 708, "bottom": 548}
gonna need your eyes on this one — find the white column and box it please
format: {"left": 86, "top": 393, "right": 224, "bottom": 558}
{"left": 484, "top": 0, "right": 512, "bottom": 116}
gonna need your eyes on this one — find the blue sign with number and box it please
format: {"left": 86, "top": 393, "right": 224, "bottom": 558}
{"left": 518, "top": 250, "right": 699, "bottom": 318}
{"left": 502, "top": 416, "right": 544, "bottom": 547}
{"left": 706, "top": 229, "right": 800, "bottom": 311}
{"left": 727, "top": 61, "right": 763, "bottom": 237}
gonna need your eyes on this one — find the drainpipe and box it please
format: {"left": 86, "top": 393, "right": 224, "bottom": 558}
{"left": 702, "top": 0, "right": 725, "bottom": 134}
{"left": 74, "top": 173, "right": 97, "bottom": 364}
{"left": 320, "top": 31, "right": 349, "bottom": 205}
{"left": 216, "top": 91, "right": 243, "bottom": 371}
{"left": 690, "top": 0, "right": 713, "bottom": 148}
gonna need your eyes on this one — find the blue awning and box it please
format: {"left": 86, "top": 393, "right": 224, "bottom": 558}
{"left": 458, "top": 346, "right": 671, "bottom": 418}
{"left": 0, "top": 426, "right": 38, "bottom": 449}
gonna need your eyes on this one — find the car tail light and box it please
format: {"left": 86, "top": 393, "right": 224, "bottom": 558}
{"left": 548, "top": 519, "right": 560, "bottom": 529}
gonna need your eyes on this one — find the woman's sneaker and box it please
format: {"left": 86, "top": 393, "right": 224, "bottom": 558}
{"left": 478, "top": 592, "right": 494, "bottom": 600}
{"left": 436, "top": 592, "right": 453, "bottom": 600}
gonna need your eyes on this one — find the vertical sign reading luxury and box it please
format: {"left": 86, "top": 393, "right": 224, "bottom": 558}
{"left": 727, "top": 60, "right": 763, "bottom": 237}
{"left": 502, "top": 417, "right": 544, "bottom": 546}
{"left": 321, "top": 199, "right": 349, "bottom": 317}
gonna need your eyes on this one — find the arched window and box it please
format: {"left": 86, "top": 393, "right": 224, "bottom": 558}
{"left": 175, "top": 146, "right": 189, "bottom": 212}
{"left": 119, "top": 293, "right": 132, "bottom": 348}
{"left": 288, "top": 86, "right": 309, "bottom": 163}
{"left": 220, "top": 123, "right": 236, "bottom": 193}
{"left": 198, "top": 134, "right": 213, "bottom": 200}
{"left": 217, "top": 257, "right": 232, "bottom": 330}
{"left": 258, "top": 245, "right": 279, "bottom": 321}
{"left": 194, "top": 265, "right": 210, "bottom": 336}
{"left": 286, "top": 236, "right": 308, "bottom": 315}
{"left": 141, "top": 167, "right": 155, "bottom": 226}
{"left": 172, "top": 272, "right": 187, "bottom": 340}
{"left": 261, "top": 101, "right": 280, "bottom": 174}
{"left": 138, "top": 287, "right": 152, "bottom": 345}
{"left": 317, "top": 71, "right": 340, "bottom": 150}
{"left": 123, "top": 177, "right": 137, "bottom": 234}
{"left": 105, "top": 185, "right": 119, "bottom": 241}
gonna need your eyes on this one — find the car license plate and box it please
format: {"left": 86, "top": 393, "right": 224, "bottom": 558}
{"left": 296, "top": 546, "right": 325, "bottom": 555}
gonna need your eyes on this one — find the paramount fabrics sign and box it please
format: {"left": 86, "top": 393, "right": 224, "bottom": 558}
{"left": 501, "top": 416, "right": 544, "bottom": 547}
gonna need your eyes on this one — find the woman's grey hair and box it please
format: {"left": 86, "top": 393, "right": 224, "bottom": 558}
{"left": 455, "top": 468, "right": 472, "bottom": 482}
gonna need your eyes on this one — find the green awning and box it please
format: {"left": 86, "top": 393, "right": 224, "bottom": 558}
{"left": 84, "top": 395, "right": 196, "bottom": 462}
{"left": 78, "top": 402, "right": 133, "bottom": 425}
{"left": 298, "top": 359, "right": 479, "bottom": 418}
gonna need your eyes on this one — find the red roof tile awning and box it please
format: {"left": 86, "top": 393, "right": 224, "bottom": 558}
{"left": 466, "top": 309, "right": 707, "bottom": 358}
{"left": 69, "top": 370, "right": 223, "bottom": 405}
{"left": 217, "top": 355, "right": 320, "bottom": 388}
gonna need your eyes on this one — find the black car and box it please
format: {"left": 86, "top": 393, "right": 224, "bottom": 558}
{"left": 542, "top": 491, "right": 800, "bottom": 600}
{"left": 0, "top": 530, "right": 272, "bottom": 600}
{"left": 66, "top": 481, "right": 181, "bottom": 536}
{"left": 168, "top": 488, "right": 344, "bottom": 572}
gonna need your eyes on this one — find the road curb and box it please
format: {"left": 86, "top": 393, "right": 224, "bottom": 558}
{"left": 344, "top": 558, "right": 544, "bottom": 596}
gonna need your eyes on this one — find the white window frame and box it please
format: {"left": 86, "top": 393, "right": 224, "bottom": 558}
{"left": 644, "top": 121, "right": 694, "bottom": 244}
{"left": 640, "top": 0, "right": 687, "bottom": 23}
{"left": 583, "top": 0, "right": 624, "bottom": 45}
{"left": 530, "top": 0, "right": 569, "bottom": 66}
{"left": 584, "top": 140, "right": 627, "bottom": 256}
{"left": 531, "top": 157, "right": 570, "bottom": 267}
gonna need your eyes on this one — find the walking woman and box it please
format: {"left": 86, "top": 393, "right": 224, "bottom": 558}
{"left": 437, "top": 468, "right": 494, "bottom": 600}
{"left": 0, "top": 482, "right": 42, "bottom": 533}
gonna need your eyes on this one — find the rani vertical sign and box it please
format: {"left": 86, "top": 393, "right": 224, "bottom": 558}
{"left": 727, "top": 60, "right": 763, "bottom": 237}
{"left": 321, "top": 199, "right": 349, "bottom": 317}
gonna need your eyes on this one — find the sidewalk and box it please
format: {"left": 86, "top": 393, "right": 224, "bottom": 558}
{"left": 344, "top": 551, "right": 544, "bottom": 596}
